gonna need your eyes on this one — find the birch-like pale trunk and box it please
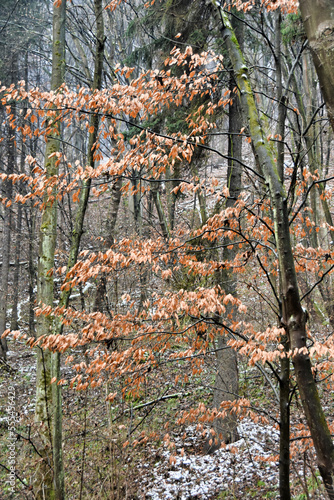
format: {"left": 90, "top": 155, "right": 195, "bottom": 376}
{"left": 215, "top": 4, "right": 334, "bottom": 497}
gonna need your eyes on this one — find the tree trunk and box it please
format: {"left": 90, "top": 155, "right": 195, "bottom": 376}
{"left": 299, "top": 1, "right": 334, "bottom": 132}
{"left": 275, "top": 12, "right": 291, "bottom": 498}
{"left": 279, "top": 339, "right": 291, "bottom": 500}
{"left": 209, "top": 47, "right": 243, "bottom": 450}
{"left": 11, "top": 130, "right": 26, "bottom": 331}
{"left": 93, "top": 177, "right": 122, "bottom": 313}
{"left": 51, "top": 1, "right": 105, "bottom": 497}
{"left": 285, "top": 46, "right": 334, "bottom": 330}
{"left": 26, "top": 204, "right": 37, "bottom": 337}
{"left": 10, "top": 201, "right": 22, "bottom": 331}
{"left": 0, "top": 52, "right": 17, "bottom": 358}
{"left": 0, "top": 131, "right": 13, "bottom": 357}
{"left": 34, "top": 1, "right": 66, "bottom": 498}
{"left": 151, "top": 181, "right": 171, "bottom": 240}
{"left": 167, "top": 163, "right": 180, "bottom": 231}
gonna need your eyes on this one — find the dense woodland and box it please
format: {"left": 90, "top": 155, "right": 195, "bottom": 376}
{"left": 1, "top": 0, "right": 334, "bottom": 498}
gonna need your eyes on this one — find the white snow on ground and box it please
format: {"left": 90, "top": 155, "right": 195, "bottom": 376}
{"left": 138, "top": 420, "right": 280, "bottom": 499}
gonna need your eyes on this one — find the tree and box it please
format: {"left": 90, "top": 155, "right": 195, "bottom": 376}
{"left": 215, "top": 3, "right": 334, "bottom": 497}
{"left": 52, "top": 1, "right": 105, "bottom": 494}
{"left": 0, "top": 108, "right": 14, "bottom": 359}
{"left": 209, "top": 9, "right": 244, "bottom": 450}
{"left": 34, "top": 0, "right": 66, "bottom": 497}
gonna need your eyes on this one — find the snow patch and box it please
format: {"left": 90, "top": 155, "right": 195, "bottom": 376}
{"left": 138, "top": 420, "right": 280, "bottom": 499}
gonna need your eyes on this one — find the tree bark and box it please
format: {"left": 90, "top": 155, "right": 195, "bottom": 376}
{"left": 0, "top": 129, "right": 14, "bottom": 358}
{"left": 275, "top": 12, "right": 291, "bottom": 498}
{"left": 51, "top": 1, "right": 105, "bottom": 497}
{"left": 10, "top": 200, "right": 22, "bottom": 331}
{"left": 93, "top": 177, "right": 122, "bottom": 313}
{"left": 151, "top": 181, "right": 171, "bottom": 240}
{"left": 0, "top": 52, "right": 17, "bottom": 358}
{"left": 209, "top": 46, "right": 243, "bottom": 450}
{"left": 300, "top": 1, "right": 334, "bottom": 132}
{"left": 26, "top": 204, "right": 37, "bottom": 337}
{"left": 34, "top": 1, "right": 66, "bottom": 498}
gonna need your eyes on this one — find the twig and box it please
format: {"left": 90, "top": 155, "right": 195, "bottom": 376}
{"left": 128, "top": 388, "right": 170, "bottom": 436}
{"left": 0, "top": 462, "right": 29, "bottom": 488}
{"left": 301, "top": 263, "right": 334, "bottom": 301}
{"left": 0, "top": 357, "right": 17, "bottom": 374}
{"left": 79, "top": 386, "right": 88, "bottom": 500}
{"left": 16, "top": 427, "right": 43, "bottom": 459}
{"left": 123, "top": 392, "right": 191, "bottom": 413}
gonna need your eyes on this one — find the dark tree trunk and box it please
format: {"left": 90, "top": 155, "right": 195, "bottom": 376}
{"left": 0, "top": 125, "right": 15, "bottom": 357}
{"left": 26, "top": 204, "right": 36, "bottom": 337}
{"left": 275, "top": 11, "right": 291, "bottom": 498}
{"left": 10, "top": 202, "right": 22, "bottom": 331}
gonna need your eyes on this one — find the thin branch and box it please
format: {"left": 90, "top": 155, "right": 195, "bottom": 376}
{"left": 290, "top": 177, "right": 334, "bottom": 225}
{"left": 0, "top": 462, "right": 29, "bottom": 488}
{"left": 122, "top": 391, "right": 191, "bottom": 413}
{"left": 301, "top": 263, "right": 334, "bottom": 301}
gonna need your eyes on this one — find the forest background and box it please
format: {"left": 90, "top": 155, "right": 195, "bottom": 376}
{"left": 1, "top": 0, "right": 334, "bottom": 498}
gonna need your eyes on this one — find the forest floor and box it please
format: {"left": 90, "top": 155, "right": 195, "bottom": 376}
{"left": 0, "top": 338, "right": 327, "bottom": 499}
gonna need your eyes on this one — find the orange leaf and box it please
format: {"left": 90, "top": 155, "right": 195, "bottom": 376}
{"left": 73, "top": 189, "right": 80, "bottom": 203}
